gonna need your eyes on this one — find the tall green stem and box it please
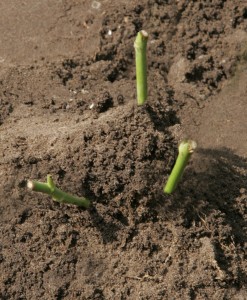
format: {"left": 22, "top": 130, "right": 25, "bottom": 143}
{"left": 27, "top": 175, "right": 90, "bottom": 208}
{"left": 134, "top": 30, "right": 148, "bottom": 105}
{"left": 164, "top": 140, "right": 197, "bottom": 194}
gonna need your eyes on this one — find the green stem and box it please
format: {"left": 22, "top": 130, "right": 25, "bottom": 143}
{"left": 134, "top": 30, "right": 148, "bottom": 105}
{"left": 164, "top": 140, "right": 197, "bottom": 194}
{"left": 27, "top": 175, "right": 90, "bottom": 208}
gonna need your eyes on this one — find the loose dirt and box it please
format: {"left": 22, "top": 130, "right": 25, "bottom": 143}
{"left": 0, "top": 1, "right": 247, "bottom": 299}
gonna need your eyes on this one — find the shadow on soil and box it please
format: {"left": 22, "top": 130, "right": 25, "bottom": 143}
{"left": 81, "top": 147, "right": 247, "bottom": 250}
{"left": 87, "top": 205, "right": 124, "bottom": 244}
{"left": 166, "top": 147, "right": 247, "bottom": 243}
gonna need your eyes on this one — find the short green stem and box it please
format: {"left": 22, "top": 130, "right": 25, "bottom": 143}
{"left": 134, "top": 30, "right": 148, "bottom": 105}
{"left": 27, "top": 175, "right": 90, "bottom": 208}
{"left": 164, "top": 140, "right": 197, "bottom": 194}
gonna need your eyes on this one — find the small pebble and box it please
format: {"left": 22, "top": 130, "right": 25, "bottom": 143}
{"left": 91, "top": 1, "right": 101, "bottom": 9}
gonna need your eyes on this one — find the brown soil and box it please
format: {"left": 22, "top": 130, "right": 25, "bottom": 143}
{"left": 0, "top": 1, "right": 247, "bottom": 299}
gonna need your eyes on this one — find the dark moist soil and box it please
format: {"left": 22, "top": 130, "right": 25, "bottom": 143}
{"left": 0, "top": 1, "right": 247, "bottom": 299}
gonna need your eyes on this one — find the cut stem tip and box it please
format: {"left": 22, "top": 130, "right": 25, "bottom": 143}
{"left": 164, "top": 140, "right": 197, "bottom": 194}
{"left": 27, "top": 175, "right": 90, "bottom": 208}
{"left": 134, "top": 30, "right": 148, "bottom": 106}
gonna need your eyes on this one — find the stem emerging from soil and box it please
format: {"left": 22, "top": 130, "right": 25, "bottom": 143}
{"left": 27, "top": 175, "right": 90, "bottom": 208}
{"left": 164, "top": 140, "right": 197, "bottom": 194}
{"left": 134, "top": 30, "right": 148, "bottom": 105}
